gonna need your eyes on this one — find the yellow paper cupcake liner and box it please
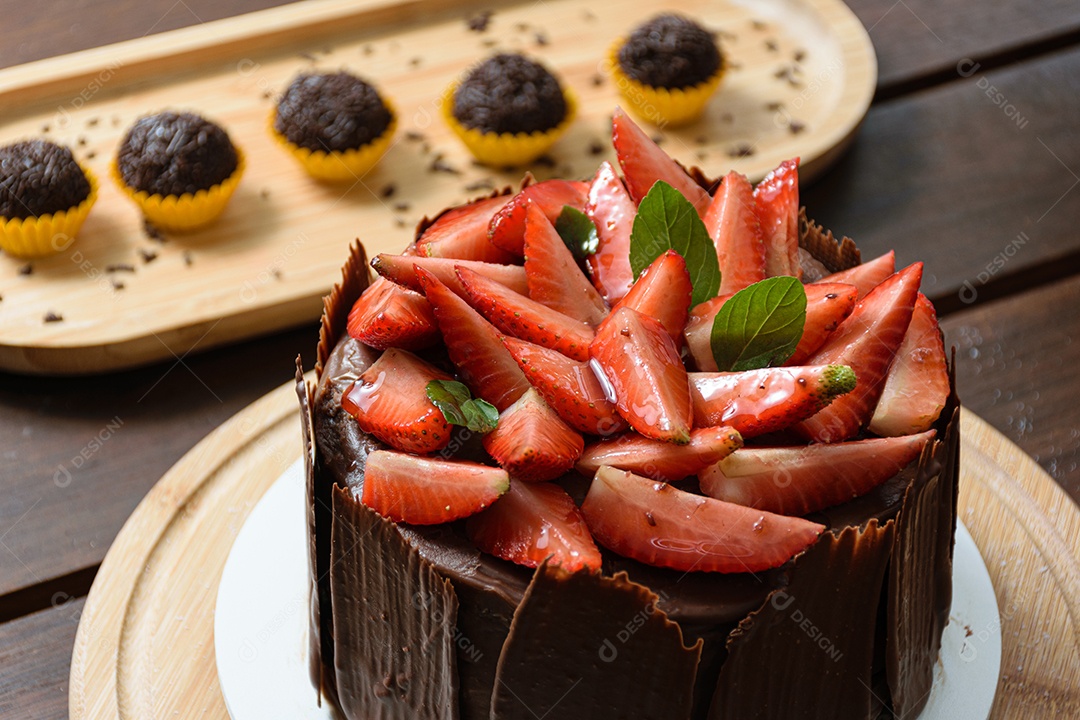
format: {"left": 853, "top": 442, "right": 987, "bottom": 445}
{"left": 442, "top": 83, "right": 577, "bottom": 167}
{"left": 605, "top": 42, "right": 725, "bottom": 128}
{"left": 0, "top": 166, "right": 98, "bottom": 258}
{"left": 112, "top": 148, "right": 246, "bottom": 233}
{"left": 270, "top": 102, "right": 398, "bottom": 182}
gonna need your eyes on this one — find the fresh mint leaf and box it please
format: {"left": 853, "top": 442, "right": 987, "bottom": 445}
{"left": 554, "top": 205, "right": 599, "bottom": 260}
{"left": 629, "top": 181, "right": 720, "bottom": 307}
{"left": 426, "top": 380, "right": 498, "bottom": 433}
{"left": 710, "top": 277, "right": 807, "bottom": 371}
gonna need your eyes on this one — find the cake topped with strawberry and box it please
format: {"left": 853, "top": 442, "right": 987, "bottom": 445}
{"left": 298, "top": 107, "right": 959, "bottom": 720}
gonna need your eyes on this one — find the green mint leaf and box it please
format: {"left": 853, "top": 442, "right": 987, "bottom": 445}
{"left": 710, "top": 277, "right": 807, "bottom": 371}
{"left": 629, "top": 181, "right": 720, "bottom": 307}
{"left": 426, "top": 380, "right": 498, "bottom": 434}
{"left": 554, "top": 205, "right": 599, "bottom": 260}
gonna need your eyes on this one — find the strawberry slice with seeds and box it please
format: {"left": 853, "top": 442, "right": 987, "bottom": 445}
{"left": 346, "top": 276, "right": 440, "bottom": 350}
{"left": 342, "top": 348, "right": 454, "bottom": 453}
{"left": 417, "top": 194, "right": 518, "bottom": 264}
{"left": 611, "top": 249, "right": 691, "bottom": 345}
{"left": 869, "top": 294, "right": 949, "bottom": 436}
{"left": 372, "top": 253, "right": 528, "bottom": 297}
{"left": 700, "top": 431, "right": 935, "bottom": 516}
{"left": 690, "top": 364, "right": 856, "bottom": 438}
{"left": 483, "top": 388, "right": 584, "bottom": 482}
{"left": 467, "top": 480, "right": 601, "bottom": 572}
{"left": 361, "top": 450, "right": 509, "bottom": 525}
{"left": 585, "top": 161, "right": 637, "bottom": 303}
{"left": 817, "top": 250, "right": 895, "bottom": 300}
{"left": 523, "top": 203, "right": 608, "bottom": 326}
{"left": 754, "top": 159, "right": 801, "bottom": 279}
{"left": 502, "top": 336, "right": 626, "bottom": 436}
{"left": 576, "top": 426, "right": 743, "bottom": 482}
{"left": 582, "top": 466, "right": 824, "bottom": 573}
{"left": 612, "top": 107, "right": 710, "bottom": 215}
{"left": 796, "top": 263, "right": 923, "bottom": 442}
{"left": 457, "top": 265, "right": 595, "bottom": 361}
{"left": 685, "top": 282, "right": 858, "bottom": 371}
{"left": 704, "top": 171, "right": 767, "bottom": 296}
{"left": 590, "top": 307, "right": 692, "bottom": 444}
{"left": 415, "top": 267, "right": 529, "bottom": 411}
{"left": 489, "top": 179, "right": 589, "bottom": 256}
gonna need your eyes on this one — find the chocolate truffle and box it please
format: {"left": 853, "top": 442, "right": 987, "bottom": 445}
{"left": 618, "top": 13, "right": 722, "bottom": 89}
{"left": 117, "top": 111, "right": 239, "bottom": 197}
{"left": 452, "top": 53, "right": 568, "bottom": 135}
{"left": 0, "top": 140, "right": 91, "bottom": 220}
{"left": 274, "top": 72, "right": 393, "bottom": 153}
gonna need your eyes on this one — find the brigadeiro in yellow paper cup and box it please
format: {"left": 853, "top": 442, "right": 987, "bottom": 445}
{"left": 443, "top": 53, "right": 577, "bottom": 167}
{"left": 270, "top": 71, "right": 397, "bottom": 182}
{"left": 608, "top": 13, "right": 726, "bottom": 127}
{"left": 0, "top": 140, "right": 98, "bottom": 258}
{"left": 113, "top": 111, "right": 244, "bottom": 232}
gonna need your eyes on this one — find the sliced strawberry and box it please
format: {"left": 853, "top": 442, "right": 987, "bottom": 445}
{"left": 796, "top": 263, "right": 923, "bottom": 442}
{"left": 869, "top": 294, "right": 949, "bottom": 436}
{"left": 585, "top": 161, "right": 637, "bottom": 303}
{"left": 489, "top": 179, "right": 589, "bottom": 256}
{"left": 346, "top": 276, "right": 440, "bottom": 350}
{"left": 361, "top": 450, "right": 509, "bottom": 525}
{"left": 576, "top": 426, "right": 742, "bottom": 482}
{"left": 502, "top": 336, "right": 626, "bottom": 436}
{"left": 785, "top": 282, "right": 859, "bottom": 365}
{"left": 581, "top": 466, "right": 824, "bottom": 573}
{"left": 482, "top": 388, "right": 584, "bottom": 482}
{"left": 611, "top": 249, "right": 691, "bottom": 345}
{"left": 685, "top": 283, "right": 858, "bottom": 371}
{"left": 467, "top": 480, "right": 601, "bottom": 572}
{"left": 415, "top": 267, "right": 529, "bottom": 411}
{"left": 704, "top": 171, "right": 766, "bottom": 296}
{"left": 457, "top": 265, "right": 595, "bottom": 361}
{"left": 523, "top": 203, "right": 608, "bottom": 326}
{"left": 612, "top": 107, "right": 710, "bottom": 215}
{"left": 691, "top": 365, "right": 857, "bottom": 438}
{"left": 590, "top": 307, "right": 692, "bottom": 444}
{"left": 342, "top": 348, "right": 454, "bottom": 453}
{"left": 372, "top": 253, "right": 527, "bottom": 297}
{"left": 700, "top": 431, "right": 935, "bottom": 516}
{"left": 818, "top": 250, "right": 895, "bottom": 299}
{"left": 416, "top": 194, "right": 518, "bottom": 264}
{"left": 754, "top": 158, "right": 801, "bottom": 279}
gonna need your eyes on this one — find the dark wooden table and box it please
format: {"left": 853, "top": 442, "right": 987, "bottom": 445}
{"left": 2, "top": 0, "right": 1078, "bottom": 716}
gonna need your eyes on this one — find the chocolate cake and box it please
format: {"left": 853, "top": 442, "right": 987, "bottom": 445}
{"left": 0, "top": 140, "right": 91, "bottom": 220}
{"left": 452, "top": 54, "right": 568, "bottom": 135}
{"left": 617, "top": 13, "right": 723, "bottom": 90}
{"left": 298, "top": 124, "right": 960, "bottom": 719}
{"left": 116, "top": 111, "right": 238, "bottom": 197}
{"left": 274, "top": 72, "right": 393, "bottom": 153}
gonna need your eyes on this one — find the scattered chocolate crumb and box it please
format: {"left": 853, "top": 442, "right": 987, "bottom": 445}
{"left": 404, "top": 131, "right": 425, "bottom": 142}
{"left": 964, "top": 625, "right": 973, "bottom": 637}
{"left": 261, "top": 90, "right": 273, "bottom": 100}
{"left": 591, "top": 74, "right": 604, "bottom": 87}
{"left": 381, "top": 183, "right": 396, "bottom": 198}
{"left": 409, "top": 57, "right": 422, "bottom": 67}
{"left": 143, "top": 219, "right": 166, "bottom": 243}
{"left": 41, "top": 123, "right": 50, "bottom": 133}
{"left": 430, "top": 156, "right": 461, "bottom": 175}
{"left": 393, "top": 201, "right": 411, "bottom": 212}
{"left": 299, "top": 51, "right": 317, "bottom": 62}
{"left": 535, "top": 32, "right": 549, "bottom": 46}
{"left": 794, "top": 49, "right": 807, "bottom": 63}
{"left": 18, "top": 263, "right": 33, "bottom": 276}
{"left": 44, "top": 311, "right": 63, "bottom": 323}
{"left": 774, "top": 66, "right": 791, "bottom": 80}
{"left": 695, "top": 135, "right": 709, "bottom": 145}
{"left": 534, "top": 154, "right": 556, "bottom": 168}
{"left": 765, "top": 39, "right": 779, "bottom": 52}
{"left": 77, "top": 136, "right": 87, "bottom": 147}
{"left": 651, "top": 134, "right": 664, "bottom": 145}
{"left": 260, "top": 188, "right": 271, "bottom": 200}
{"left": 466, "top": 10, "right": 493, "bottom": 33}
{"left": 111, "top": 278, "right": 125, "bottom": 291}
{"left": 728, "top": 143, "right": 755, "bottom": 158}
{"left": 182, "top": 251, "right": 194, "bottom": 267}
{"left": 465, "top": 178, "right": 494, "bottom": 191}
{"left": 87, "top": 117, "right": 100, "bottom": 127}
{"left": 138, "top": 248, "right": 158, "bottom": 264}
{"left": 588, "top": 140, "right": 604, "bottom": 155}
{"left": 106, "top": 263, "right": 136, "bottom": 273}
{"left": 766, "top": 101, "right": 783, "bottom": 111}
{"left": 85, "top": 151, "right": 97, "bottom": 160}
{"left": 751, "top": 20, "right": 767, "bottom": 31}
{"left": 789, "top": 120, "right": 806, "bottom": 134}
{"left": 271, "top": 268, "right": 283, "bottom": 280}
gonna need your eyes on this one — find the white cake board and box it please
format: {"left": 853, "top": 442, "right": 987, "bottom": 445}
{"left": 215, "top": 461, "right": 1001, "bottom": 719}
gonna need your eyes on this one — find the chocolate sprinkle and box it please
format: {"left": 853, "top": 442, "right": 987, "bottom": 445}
{"left": 381, "top": 183, "right": 397, "bottom": 198}
{"left": 18, "top": 263, "right": 33, "bottom": 276}
{"left": 106, "top": 263, "right": 136, "bottom": 273}
{"left": 142, "top": 219, "right": 166, "bottom": 243}
{"left": 618, "top": 13, "right": 722, "bottom": 89}
{"left": 466, "top": 10, "right": 493, "bottom": 32}
{"left": 117, "top": 111, "right": 238, "bottom": 197}
{"left": 275, "top": 72, "right": 392, "bottom": 153}
{"left": 453, "top": 53, "right": 567, "bottom": 134}
{"left": 44, "top": 311, "right": 63, "bottom": 323}
{"left": 0, "top": 140, "right": 91, "bottom": 220}
{"left": 139, "top": 248, "right": 158, "bottom": 264}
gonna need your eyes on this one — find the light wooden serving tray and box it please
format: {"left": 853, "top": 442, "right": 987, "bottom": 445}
{"left": 0, "top": 0, "right": 875, "bottom": 375}
{"left": 68, "top": 377, "right": 1080, "bottom": 719}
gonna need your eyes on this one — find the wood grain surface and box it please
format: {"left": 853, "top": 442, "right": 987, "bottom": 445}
{"left": 0, "top": 598, "right": 84, "bottom": 720}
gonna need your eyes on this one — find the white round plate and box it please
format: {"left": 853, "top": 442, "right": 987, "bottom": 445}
{"left": 215, "top": 461, "right": 1000, "bottom": 719}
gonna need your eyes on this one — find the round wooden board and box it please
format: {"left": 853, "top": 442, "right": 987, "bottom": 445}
{"left": 0, "top": 0, "right": 874, "bottom": 375}
{"left": 69, "top": 380, "right": 1080, "bottom": 719}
